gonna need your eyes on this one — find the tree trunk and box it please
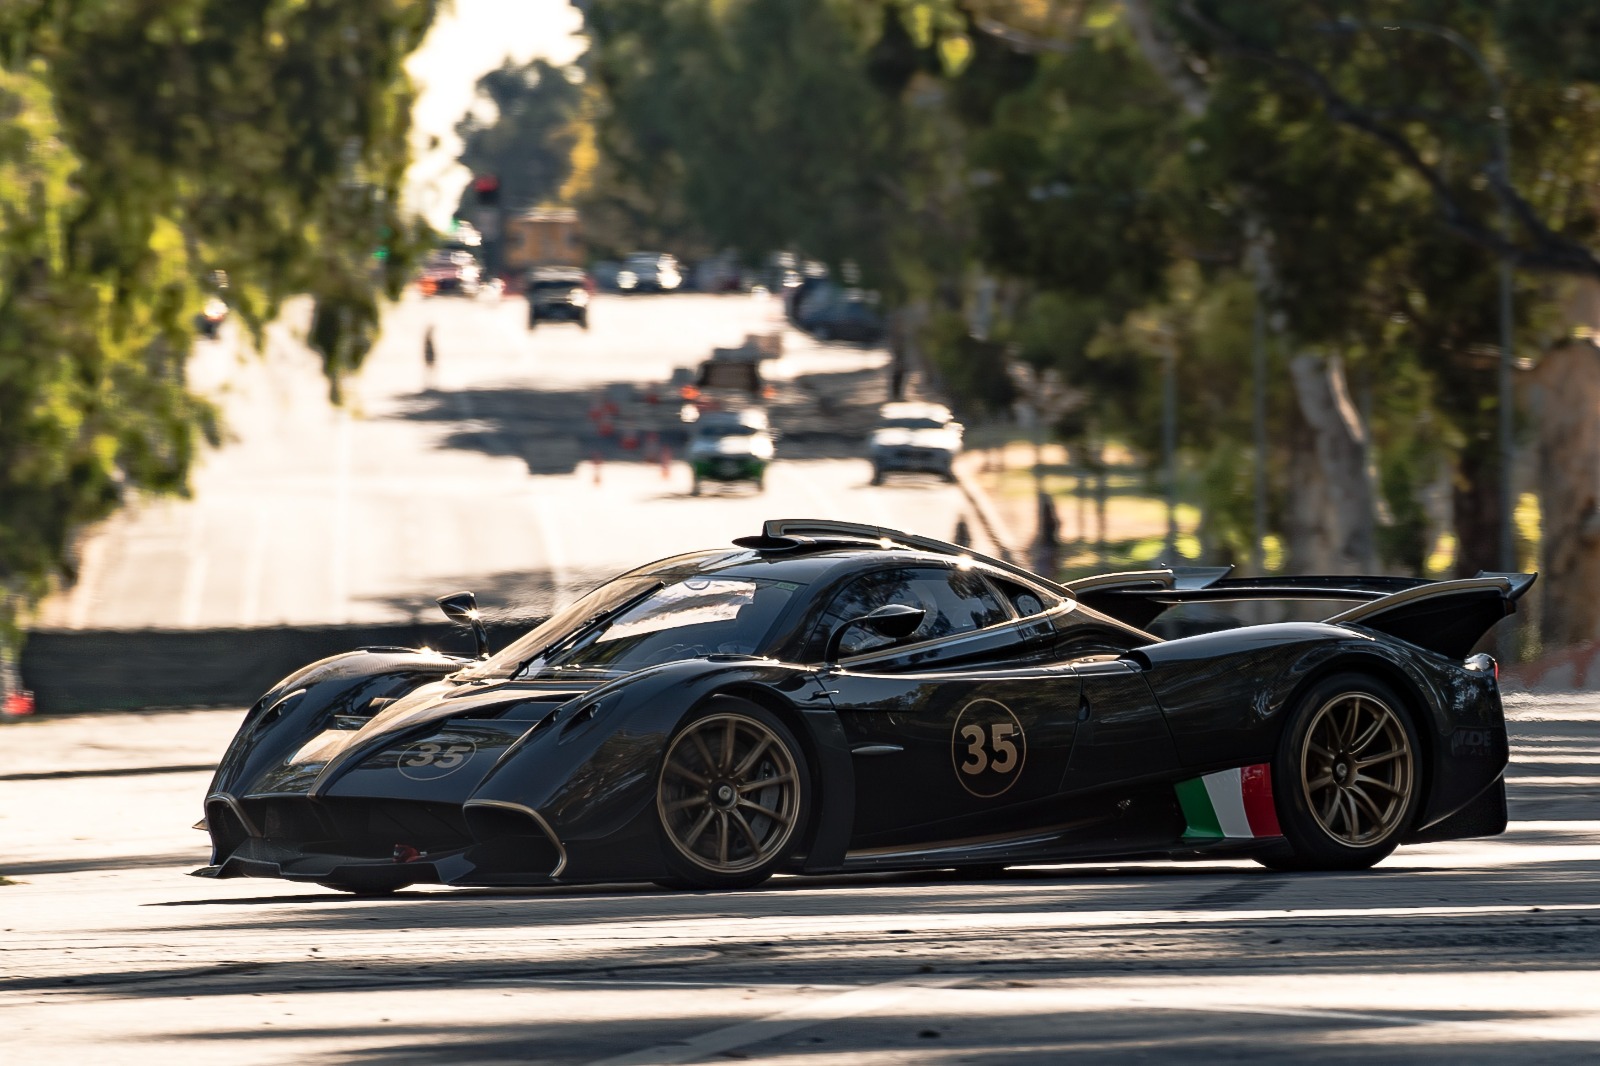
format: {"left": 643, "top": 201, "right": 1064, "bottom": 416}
{"left": 1284, "top": 352, "right": 1374, "bottom": 573}
{"left": 1531, "top": 340, "right": 1600, "bottom": 648}
{"left": 1451, "top": 442, "right": 1502, "bottom": 578}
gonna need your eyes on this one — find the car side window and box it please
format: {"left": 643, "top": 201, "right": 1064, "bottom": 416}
{"left": 987, "top": 576, "right": 1057, "bottom": 618}
{"left": 807, "top": 566, "right": 1010, "bottom": 660}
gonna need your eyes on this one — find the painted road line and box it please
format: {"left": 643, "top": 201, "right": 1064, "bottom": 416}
{"left": 585, "top": 975, "right": 968, "bottom": 1066}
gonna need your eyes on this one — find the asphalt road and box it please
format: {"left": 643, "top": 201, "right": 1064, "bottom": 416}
{"left": 2, "top": 693, "right": 1597, "bottom": 1064}
{"left": 39, "top": 291, "right": 982, "bottom": 630}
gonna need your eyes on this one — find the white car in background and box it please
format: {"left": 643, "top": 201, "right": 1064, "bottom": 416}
{"left": 868, "top": 401, "right": 963, "bottom": 485}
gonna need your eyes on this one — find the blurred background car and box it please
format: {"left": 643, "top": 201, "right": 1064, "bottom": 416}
{"left": 686, "top": 407, "right": 774, "bottom": 495}
{"left": 419, "top": 249, "right": 482, "bottom": 296}
{"left": 525, "top": 266, "right": 590, "bottom": 329}
{"left": 679, "top": 350, "right": 772, "bottom": 417}
{"left": 617, "top": 251, "right": 682, "bottom": 293}
{"left": 868, "top": 401, "right": 963, "bottom": 485}
{"left": 790, "top": 279, "right": 885, "bottom": 343}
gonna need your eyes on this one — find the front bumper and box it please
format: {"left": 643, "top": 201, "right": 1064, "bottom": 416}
{"left": 198, "top": 793, "right": 565, "bottom": 887}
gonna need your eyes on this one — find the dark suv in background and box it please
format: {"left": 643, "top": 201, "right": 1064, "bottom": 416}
{"left": 526, "top": 267, "right": 591, "bottom": 329}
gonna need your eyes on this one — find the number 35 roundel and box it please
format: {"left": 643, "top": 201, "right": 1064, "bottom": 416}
{"left": 951, "top": 698, "right": 1026, "bottom": 798}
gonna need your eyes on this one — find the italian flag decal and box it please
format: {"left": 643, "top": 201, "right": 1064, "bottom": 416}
{"left": 1175, "top": 763, "right": 1283, "bottom": 840}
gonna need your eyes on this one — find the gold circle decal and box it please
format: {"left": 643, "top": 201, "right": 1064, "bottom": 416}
{"left": 951, "top": 698, "right": 1026, "bottom": 798}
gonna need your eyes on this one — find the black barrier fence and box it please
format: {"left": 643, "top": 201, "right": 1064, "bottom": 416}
{"left": 19, "top": 619, "right": 545, "bottom": 713}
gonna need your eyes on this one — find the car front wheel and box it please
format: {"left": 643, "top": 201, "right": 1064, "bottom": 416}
{"left": 656, "top": 699, "right": 810, "bottom": 889}
{"left": 1258, "top": 672, "right": 1422, "bottom": 871}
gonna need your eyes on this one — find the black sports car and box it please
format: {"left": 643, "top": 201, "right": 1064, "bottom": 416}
{"left": 197, "top": 519, "right": 1530, "bottom": 894}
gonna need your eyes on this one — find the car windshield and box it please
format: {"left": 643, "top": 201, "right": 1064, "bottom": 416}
{"left": 880, "top": 417, "right": 947, "bottom": 430}
{"left": 531, "top": 280, "right": 580, "bottom": 291}
{"left": 510, "top": 576, "right": 802, "bottom": 680}
{"left": 452, "top": 576, "right": 664, "bottom": 681}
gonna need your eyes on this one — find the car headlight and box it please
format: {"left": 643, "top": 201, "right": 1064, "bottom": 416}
{"left": 569, "top": 289, "right": 589, "bottom": 306}
{"left": 618, "top": 271, "right": 637, "bottom": 289}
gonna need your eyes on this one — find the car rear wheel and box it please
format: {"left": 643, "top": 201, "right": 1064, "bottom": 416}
{"left": 1258, "top": 673, "right": 1422, "bottom": 871}
{"left": 656, "top": 699, "right": 809, "bottom": 890}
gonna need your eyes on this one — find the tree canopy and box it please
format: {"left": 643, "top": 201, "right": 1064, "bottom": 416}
{"left": 581, "top": 0, "right": 1600, "bottom": 644}
{"left": 0, "top": 0, "right": 441, "bottom": 637}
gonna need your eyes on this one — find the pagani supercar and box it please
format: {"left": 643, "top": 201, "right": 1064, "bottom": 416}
{"left": 197, "top": 519, "right": 1530, "bottom": 894}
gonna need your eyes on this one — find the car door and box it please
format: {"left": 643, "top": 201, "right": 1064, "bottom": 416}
{"left": 811, "top": 566, "right": 1082, "bottom": 850}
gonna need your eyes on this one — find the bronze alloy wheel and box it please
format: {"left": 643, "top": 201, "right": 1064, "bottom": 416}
{"left": 657, "top": 711, "right": 803, "bottom": 877}
{"left": 1300, "top": 691, "right": 1415, "bottom": 847}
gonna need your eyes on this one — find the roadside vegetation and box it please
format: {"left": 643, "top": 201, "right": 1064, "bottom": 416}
{"left": 578, "top": 0, "right": 1600, "bottom": 655}
{"left": 0, "top": 1, "right": 440, "bottom": 643}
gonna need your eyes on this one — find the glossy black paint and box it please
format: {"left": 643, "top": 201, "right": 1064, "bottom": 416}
{"left": 198, "top": 527, "right": 1526, "bottom": 890}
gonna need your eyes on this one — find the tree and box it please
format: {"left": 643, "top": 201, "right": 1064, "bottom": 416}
{"left": 453, "top": 58, "right": 585, "bottom": 219}
{"left": 0, "top": 0, "right": 441, "bottom": 637}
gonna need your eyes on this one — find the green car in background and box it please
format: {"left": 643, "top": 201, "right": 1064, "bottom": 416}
{"left": 687, "top": 409, "right": 775, "bottom": 495}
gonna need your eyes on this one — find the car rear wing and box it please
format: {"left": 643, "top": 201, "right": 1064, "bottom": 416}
{"left": 1067, "top": 567, "right": 1536, "bottom": 658}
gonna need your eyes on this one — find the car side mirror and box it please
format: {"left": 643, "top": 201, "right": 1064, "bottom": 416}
{"left": 824, "top": 603, "right": 926, "bottom": 668}
{"left": 437, "top": 591, "right": 490, "bottom": 659}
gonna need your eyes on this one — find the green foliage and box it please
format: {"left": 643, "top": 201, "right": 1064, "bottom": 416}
{"left": 583, "top": 0, "right": 962, "bottom": 290}
{"left": 0, "top": 1, "right": 440, "bottom": 634}
{"left": 454, "top": 58, "right": 585, "bottom": 218}
{"left": 922, "top": 308, "right": 1015, "bottom": 416}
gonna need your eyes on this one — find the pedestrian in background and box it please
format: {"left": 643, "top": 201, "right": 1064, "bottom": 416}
{"left": 423, "top": 325, "right": 437, "bottom": 388}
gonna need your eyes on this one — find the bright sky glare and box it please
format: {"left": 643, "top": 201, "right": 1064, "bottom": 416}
{"left": 405, "top": 0, "right": 586, "bottom": 229}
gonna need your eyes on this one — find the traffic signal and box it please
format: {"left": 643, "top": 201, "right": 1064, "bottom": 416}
{"left": 472, "top": 174, "right": 501, "bottom": 207}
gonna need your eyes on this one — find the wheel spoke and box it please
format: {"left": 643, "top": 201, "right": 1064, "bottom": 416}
{"left": 730, "top": 809, "right": 764, "bottom": 858}
{"left": 1319, "top": 786, "right": 1341, "bottom": 826}
{"left": 1355, "top": 749, "right": 1405, "bottom": 770}
{"left": 737, "top": 797, "right": 790, "bottom": 825}
{"left": 731, "top": 735, "right": 773, "bottom": 779}
{"left": 1353, "top": 772, "right": 1404, "bottom": 795}
{"left": 682, "top": 806, "right": 715, "bottom": 847}
{"left": 690, "top": 732, "right": 719, "bottom": 776}
{"left": 1305, "top": 773, "right": 1334, "bottom": 791}
{"left": 722, "top": 719, "right": 737, "bottom": 773}
{"left": 664, "top": 795, "right": 707, "bottom": 814}
{"left": 1343, "top": 792, "right": 1361, "bottom": 839}
{"left": 739, "top": 773, "right": 793, "bottom": 793}
{"left": 1349, "top": 785, "right": 1388, "bottom": 828}
{"left": 666, "top": 760, "right": 711, "bottom": 788}
{"left": 717, "top": 811, "right": 730, "bottom": 864}
{"left": 1341, "top": 699, "right": 1362, "bottom": 748}
{"left": 1307, "top": 740, "right": 1334, "bottom": 760}
{"left": 1349, "top": 714, "right": 1386, "bottom": 756}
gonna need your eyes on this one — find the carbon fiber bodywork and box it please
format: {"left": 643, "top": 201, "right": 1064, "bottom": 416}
{"left": 196, "top": 521, "right": 1524, "bottom": 890}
